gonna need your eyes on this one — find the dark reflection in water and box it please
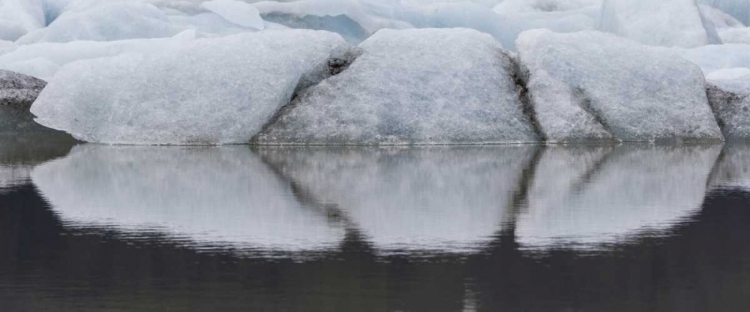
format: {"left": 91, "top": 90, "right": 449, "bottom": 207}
{"left": 1, "top": 143, "right": 750, "bottom": 311}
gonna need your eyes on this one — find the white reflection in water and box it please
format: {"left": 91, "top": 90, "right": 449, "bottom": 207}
{"left": 257, "top": 146, "right": 537, "bottom": 253}
{"left": 517, "top": 145, "right": 722, "bottom": 248}
{"left": 29, "top": 144, "right": 725, "bottom": 254}
{"left": 31, "top": 146, "right": 346, "bottom": 251}
{"left": 708, "top": 144, "right": 750, "bottom": 190}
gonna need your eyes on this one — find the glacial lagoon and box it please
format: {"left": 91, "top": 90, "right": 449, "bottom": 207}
{"left": 1, "top": 141, "right": 750, "bottom": 311}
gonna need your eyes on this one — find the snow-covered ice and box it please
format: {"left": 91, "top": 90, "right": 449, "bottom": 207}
{"left": 31, "top": 145, "right": 346, "bottom": 251}
{"left": 518, "top": 144, "right": 721, "bottom": 248}
{"left": 30, "top": 30, "right": 350, "bottom": 145}
{"left": 516, "top": 29, "right": 723, "bottom": 143}
{"left": 598, "top": 0, "right": 721, "bottom": 47}
{"left": 257, "top": 28, "right": 539, "bottom": 145}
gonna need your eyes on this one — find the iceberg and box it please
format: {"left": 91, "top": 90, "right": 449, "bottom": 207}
{"left": 0, "top": 0, "right": 45, "bottom": 41}
{"left": 700, "top": 0, "right": 750, "bottom": 26}
{"left": 256, "top": 145, "right": 537, "bottom": 253}
{"left": 200, "top": 0, "right": 265, "bottom": 30}
{"left": 0, "top": 69, "right": 46, "bottom": 108}
{"left": 30, "top": 30, "right": 351, "bottom": 145}
{"left": 518, "top": 145, "right": 721, "bottom": 248}
{"left": 598, "top": 0, "right": 722, "bottom": 47}
{"left": 0, "top": 31, "right": 196, "bottom": 80}
{"left": 516, "top": 29, "right": 723, "bottom": 143}
{"left": 31, "top": 145, "right": 346, "bottom": 251}
{"left": 706, "top": 79, "right": 750, "bottom": 140}
{"left": 257, "top": 28, "right": 539, "bottom": 145}
{"left": 15, "top": 2, "right": 175, "bottom": 44}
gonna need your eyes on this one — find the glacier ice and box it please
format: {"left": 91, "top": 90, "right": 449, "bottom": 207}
{"left": 492, "top": 0, "right": 602, "bottom": 49}
{"left": 0, "top": 0, "right": 46, "bottom": 41}
{"left": 677, "top": 43, "right": 750, "bottom": 74}
{"left": 31, "top": 145, "right": 346, "bottom": 251}
{"left": 699, "top": 3, "right": 745, "bottom": 28}
{"left": 700, "top": 0, "right": 750, "bottom": 26}
{"left": 16, "top": 2, "right": 175, "bottom": 44}
{"left": 516, "top": 29, "right": 723, "bottom": 143}
{"left": 518, "top": 145, "right": 721, "bottom": 248}
{"left": 706, "top": 79, "right": 750, "bottom": 140}
{"left": 719, "top": 27, "right": 750, "bottom": 44}
{"left": 200, "top": 0, "right": 265, "bottom": 30}
{"left": 257, "top": 28, "right": 539, "bottom": 145}
{"left": 0, "top": 31, "right": 196, "bottom": 80}
{"left": 598, "top": 0, "right": 722, "bottom": 47}
{"left": 256, "top": 145, "right": 536, "bottom": 253}
{"left": 30, "top": 30, "right": 351, "bottom": 145}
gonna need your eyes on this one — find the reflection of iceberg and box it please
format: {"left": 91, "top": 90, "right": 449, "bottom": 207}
{"left": 257, "top": 146, "right": 537, "bottom": 253}
{"left": 0, "top": 135, "right": 75, "bottom": 191}
{"left": 31, "top": 146, "right": 346, "bottom": 251}
{"left": 708, "top": 144, "right": 750, "bottom": 190}
{"left": 517, "top": 145, "right": 721, "bottom": 248}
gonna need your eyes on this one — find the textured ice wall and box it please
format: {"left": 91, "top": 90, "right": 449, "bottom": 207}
{"left": 31, "top": 30, "right": 350, "bottom": 145}
{"left": 516, "top": 29, "right": 723, "bottom": 143}
{"left": 257, "top": 28, "right": 539, "bottom": 145}
{"left": 599, "top": 0, "right": 721, "bottom": 47}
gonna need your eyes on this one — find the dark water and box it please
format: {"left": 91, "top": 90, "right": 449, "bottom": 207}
{"left": 1, "top": 141, "right": 750, "bottom": 311}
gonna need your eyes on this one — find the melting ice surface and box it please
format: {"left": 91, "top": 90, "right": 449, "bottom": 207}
{"left": 29, "top": 144, "right": 725, "bottom": 254}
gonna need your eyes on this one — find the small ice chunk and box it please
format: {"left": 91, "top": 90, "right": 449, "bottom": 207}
{"left": 200, "top": 0, "right": 265, "bottom": 30}
{"left": 30, "top": 30, "right": 351, "bottom": 145}
{"left": 0, "top": 69, "right": 46, "bottom": 109}
{"left": 706, "top": 78, "right": 750, "bottom": 140}
{"left": 598, "top": 0, "right": 722, "bottom": 47}
{"left": 516, "top": 29, "right": 723, "bottom": 143}
{"left": 257, "top": 28, "right": 539, "bottom": 145}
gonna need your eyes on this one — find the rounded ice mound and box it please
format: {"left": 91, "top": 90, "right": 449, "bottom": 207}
{"left": 598, "top": 0, "right": 721, "bottom": 47}
{"left": 516, "top": 29, "right": 723, "bottom": 143}
{"left": 30, "top": 30, "right": 351, "bottom": 145}
{"left": 256, "top": 28, "right": 540, "bottom": 145}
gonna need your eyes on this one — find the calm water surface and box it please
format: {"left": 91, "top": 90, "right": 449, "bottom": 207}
{"left": 1, "top": 140, "right": 749, "bottom": 311}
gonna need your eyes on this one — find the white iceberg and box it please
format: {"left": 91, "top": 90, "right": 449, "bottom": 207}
{"left": 0, "top": 31, "right": 196, "bottom": 80}
{"left": 0, "top": 0, "right": 45, "bottom": 41}
{"left": 518, "top": 145, "right": 721, "bottom": 248}
{"left": 31, "top": 30, "right": 351, "bottom": 145}
{"left": 257, "top": 28, "right": 539, "bottom": 145}
{"left": 16, "top": 2, "right": 175, "bottom": 44}
{"left": 31, "top": 145, "right": 346, "bottom": 251}
{"left": 598, "top": 0, "right": 721, "bottom": 47}
{"left": 516, "top": 29, "right": 723, "bottom": 143}
{"left": 700, "top": 0, "right": 750, "bottom": 26}
{"left": 200, "top": 0, "right": 264, "bottom": 30}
